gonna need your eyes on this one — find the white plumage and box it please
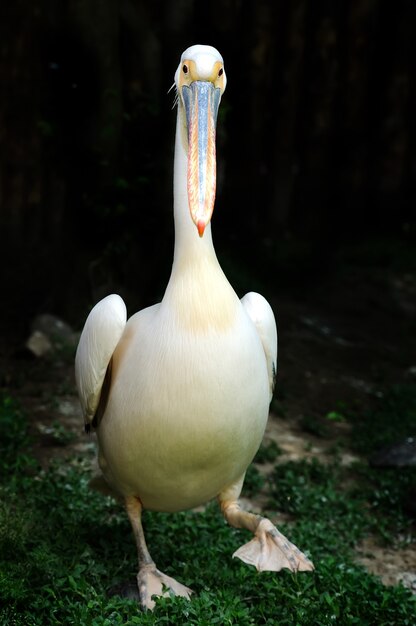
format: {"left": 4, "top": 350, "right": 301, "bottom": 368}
{"left": 75, "top": 44, "right": 313, "bottom": 611}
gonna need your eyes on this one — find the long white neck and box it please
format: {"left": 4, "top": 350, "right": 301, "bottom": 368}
{"left": 171, "top": 108, "right": 217, "bottom": 269}
{"left": 161, "top": 106, "right": 238, "bottom": 327}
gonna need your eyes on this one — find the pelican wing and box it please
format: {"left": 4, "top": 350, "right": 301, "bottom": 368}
{"left": 75, "top": 294, "right": 127, "bottom": 428}
{"left": 241, "top": 292, "right": 277, "bottom": 400}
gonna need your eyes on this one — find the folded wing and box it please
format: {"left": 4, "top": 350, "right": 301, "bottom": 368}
{"left": 75, "top": 294, "right": 127, "bottom": 429}
{"left": 241, "top": 292, "right": 277, "bottom": 401}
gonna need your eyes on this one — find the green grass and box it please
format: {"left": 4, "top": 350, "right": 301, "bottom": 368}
{"left": 0, "top": 392, "right": 415, "bottom": 625}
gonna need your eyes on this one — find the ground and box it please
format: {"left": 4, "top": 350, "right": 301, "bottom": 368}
{"left": 2, "top": 249, "right": 416, "bottom": 594}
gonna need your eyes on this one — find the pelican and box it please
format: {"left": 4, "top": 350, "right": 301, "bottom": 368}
{"left": 75, "top": 44, "right": 313, "bottom": 610}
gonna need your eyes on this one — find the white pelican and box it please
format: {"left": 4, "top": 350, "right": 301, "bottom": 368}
{"left": 75, "top": 44, "right": 313, "bottom": 610}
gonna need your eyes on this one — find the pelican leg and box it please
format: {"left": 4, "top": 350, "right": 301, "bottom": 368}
{"left": 218, "top": 482, "right": 314, "bottom": 573}
{"left": 125, "top": 497, "right": 193, "bottom": 610}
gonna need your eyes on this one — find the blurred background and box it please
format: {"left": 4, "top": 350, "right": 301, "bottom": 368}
{"left": 0, "top": 0, "right": 414, "bottom": 345}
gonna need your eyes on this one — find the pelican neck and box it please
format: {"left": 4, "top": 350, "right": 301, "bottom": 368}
{"left": 171, "top": 108, "right": 219, "bottom": 270}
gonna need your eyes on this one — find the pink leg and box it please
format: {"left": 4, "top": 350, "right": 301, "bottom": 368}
{"left": 218, "top": 480, "right": 314, "bottom": 573}
{"left": 125, "top": 496, "right": 192, "bottom": 610}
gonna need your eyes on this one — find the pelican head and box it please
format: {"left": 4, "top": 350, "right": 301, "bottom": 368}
{"left": 175, "top": 45, "right": 227, "bottom": 237}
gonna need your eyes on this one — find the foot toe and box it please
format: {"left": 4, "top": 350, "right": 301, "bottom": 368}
{"left": 137, "top": 565, "right": 192, "bottom": 610}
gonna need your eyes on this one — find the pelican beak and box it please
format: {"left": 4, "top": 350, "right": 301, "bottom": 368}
{"left": 182, "top": 81, "right": 221, "bottom": 237}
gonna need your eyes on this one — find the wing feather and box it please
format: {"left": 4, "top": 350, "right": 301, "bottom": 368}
{"left": 241, "top": 292, "right": 277, "bottom": 401}
{"left": 75, "top": 294, "right": 127, "bottom": 427}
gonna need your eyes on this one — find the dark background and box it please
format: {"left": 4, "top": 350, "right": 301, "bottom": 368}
{"left": 0, "top": 0, "right": 415, "bottom": 340}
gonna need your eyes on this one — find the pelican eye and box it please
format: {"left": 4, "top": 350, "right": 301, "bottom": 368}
{"left": 182, "top": 64, "right": 188, "bottom": 74}
{"left": 218, "top": 68, "right": 224, "bottom": 77}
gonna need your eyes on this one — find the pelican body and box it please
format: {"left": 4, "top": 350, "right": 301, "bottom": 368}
{"left": 99, "top": 295, "right": 269, "bottom": 512}
{"left": 76, "top": 44, "right": 313, "bottom": 610}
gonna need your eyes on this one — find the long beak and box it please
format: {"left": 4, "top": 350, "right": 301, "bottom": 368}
{"left": 182, "top": 81, "right": 221, "bottom": 237}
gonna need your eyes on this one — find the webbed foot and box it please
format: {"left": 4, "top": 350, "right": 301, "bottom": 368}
{"left": 233, "top": 518, "right": 314, "bottom": 572}
{"left": 137, "top": 564, "right": 193, "bottom": 610}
